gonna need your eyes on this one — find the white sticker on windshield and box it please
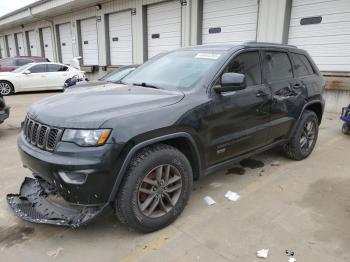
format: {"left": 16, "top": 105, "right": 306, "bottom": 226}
{"left": 195, "top": 53, "right": 221, "bottom": 60}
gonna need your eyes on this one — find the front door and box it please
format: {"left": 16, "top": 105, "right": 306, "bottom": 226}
{"left": 206, "top": 50, "right": 272, "bottom": 166}
{"left": 21, "top": 64, "right": 47, "bottom": 90}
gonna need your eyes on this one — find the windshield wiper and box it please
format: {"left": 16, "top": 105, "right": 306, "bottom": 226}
{"left": 132, "top": 82, "right": 161, "bottom": 89}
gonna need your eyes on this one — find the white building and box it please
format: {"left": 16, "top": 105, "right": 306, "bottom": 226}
{"left": 0, "top": 0, "right": 349, "bottom": 112}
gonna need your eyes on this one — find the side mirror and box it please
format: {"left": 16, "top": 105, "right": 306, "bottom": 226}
{"left": 214, "top": 73, "right": 246, "bottom": 93}
{"left": 23, "top": 70, "right": 31, "bottom": 75}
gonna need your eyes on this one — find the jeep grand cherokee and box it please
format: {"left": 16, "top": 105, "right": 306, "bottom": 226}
{"left": 7, "top": 42, "right": 325, "bottom": 232}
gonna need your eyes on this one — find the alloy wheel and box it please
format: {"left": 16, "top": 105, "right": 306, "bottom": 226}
{"left": 0, "top": 82, "right": 11, "bottom": 95}
{"left": 300, "top": 120, "right": 316, "bottom": 153}
{"left": 137, "top": 164, "right": 182, "bottom": 218}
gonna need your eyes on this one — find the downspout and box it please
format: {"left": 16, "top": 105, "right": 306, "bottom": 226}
{"left": 28, "top": 7, "right": 59, "bottom": 61}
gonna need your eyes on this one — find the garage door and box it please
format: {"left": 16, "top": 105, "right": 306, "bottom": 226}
{"left": 108, "top": 11, "right": 133, "bottom": 65}
{"left": 27, "top": 30, "right": 39, "bottom": 56}
{"left": 288, "top": 0, "right": 350, "bottom": 71}
{"left": 6, "top": 34, "right": 16, "bottom": 57}
{"left": 0, "top": 36, "right": 6, "bottom": 58}
{"left": 41, "top": 27, "right": 54, "bottom": 61}
{"left": 15, "top": 33, "right": 26, "bottom": 56}
{"left": 147, "top": 0, "right": 182, "bottom": 58}
{"left": 58, "top": 23, "right": 73, "bottom": 64}
{"left": 202, "top": 0, "right": 258, "bottom": 45}
{"left": 80, "top": 18, "right": 99, "bottom": 65}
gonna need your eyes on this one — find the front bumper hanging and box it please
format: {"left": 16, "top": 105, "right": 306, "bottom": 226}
{"left": 7, "top": 177, "right": 106, "bottom": 228}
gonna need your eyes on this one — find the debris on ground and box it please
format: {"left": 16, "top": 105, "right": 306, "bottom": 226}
{"left": 271, "top": 161, "right": 281, "bottom": 167}
{"left": 225, "top": 191, "right": 240, "bottom": 202}
{"left": 203, "top": 196, "right": 216, "bottom": 206}
{"left": 285, "top": 249, "right": 295, "bottom": 256}
{"left": 226, "top": 166, "right": 246, "bottom": 175}
{"left": 47, "top": 247, "right": 63, "bottom": 258}
{"left": 259, "top": 168, "right": 265, "bottom": 176}
{"left": 257, "top": 249, "right": 269, "bottom": 258}
{"left": 288, "top": 258, "right": 296, "bottom": 262}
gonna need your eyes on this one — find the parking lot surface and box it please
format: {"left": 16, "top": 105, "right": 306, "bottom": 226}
{"left": 0, "top": 92, "right": 349, "bottom": 262}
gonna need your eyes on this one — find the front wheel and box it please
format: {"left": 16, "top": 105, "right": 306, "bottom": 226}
{"left": 0, "top": 81, "right": 14, "bottom": 96}
{"left": 114, "top": 144, "right": 193, "bottom": 233}
{"left": 283, "top": 110, "right": 319, "bottom": 160}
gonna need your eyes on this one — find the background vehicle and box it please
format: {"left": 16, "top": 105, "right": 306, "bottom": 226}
{"left": 8, "top": 43, "right": 325, "bottom": 233}
{"left": 0, "top": 62, "right": 85, "bottom": 95}
{"left": 0, "top": 57, "right": 50, "bottom": 72}
{"left": 0, "top": 94, "right": 9, "bottom": 124}
{"left": 341, "top": 104, "right": 350, "bottom": 134}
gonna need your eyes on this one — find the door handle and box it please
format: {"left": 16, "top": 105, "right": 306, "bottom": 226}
{"left": 256, "top": 91, "right": 268, "bottom": 97}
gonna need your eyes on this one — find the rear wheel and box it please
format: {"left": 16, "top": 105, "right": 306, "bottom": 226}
{"left": 283, "top": 110, "right": 319, "bottom": 160}
{"left": 342, "top": 123, "right": 350, "bottom": 134}
{"left": 114, "top": 144, "right": 193, "bottom": 233}
{"left": 0, "top": 81, "right": 14, "bottom": 96}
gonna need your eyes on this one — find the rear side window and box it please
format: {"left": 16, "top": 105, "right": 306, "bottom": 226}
{"left": 0, "top": 58, "right": 14, "bottom": 67}
{"left": 15, "top": 59, "right": 32, "bottom": 66}
{"left": 47, "top": 64, "right": 68, "bottom": 72}
{"left": 290, "top": 53, "right": 314, "bottom": 77}
{"left": 225, "top": 51, "right": 261, "bottom": 86}
{"left": 29, "top": 64, "right": 46, "bottom": 73}
{"left": 263, "top": 51, "right": 293, "bottom": 82}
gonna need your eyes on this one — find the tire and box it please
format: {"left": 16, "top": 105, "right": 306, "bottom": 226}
{"left": 114, "top": 143, "right": 193, "bottom": 233}
{"left": 283, "top": 110, "right": 319, "bottom": 160}
{"left": 342, "top": 123, "right": 350, "bottom": 135}
{"left": 0, "top": 81, "right": 14, "bottom": 96}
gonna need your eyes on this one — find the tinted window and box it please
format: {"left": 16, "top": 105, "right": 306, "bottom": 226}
{"left": 47, "top": 64, "right": 68, "bottom": 72}
{"left": 0, "top": 58, "right": 14, "bottom": 67}
{"left": 263, "top": 51, "right": 293, "bottom": 81}
{"left": 15, "top": 59, "right": 32, "bottom": 66}
{"left": 225, "top": 51, "right": 261, "bottom": 86}
{"left": 29, "top": 64, "right": 46, "bottom": 73}
{"left": 291, "top": 53, "right": 314, "bottom": 77}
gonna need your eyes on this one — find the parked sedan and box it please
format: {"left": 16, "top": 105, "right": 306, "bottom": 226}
{"left": 0, "top": 56, "right": 49, "bottom": 72}
{"left": 0, "top": 94, "right": 9, "bottom": 124}
{"left": 0, "top": 62, "right": 85, "bottom": 95}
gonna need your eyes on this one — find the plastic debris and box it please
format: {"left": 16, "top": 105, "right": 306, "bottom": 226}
{"left": 203, "top": 196, "right": 216, "bottom": 206}
{"left": 285, "top": 249, "right": 295, "bottom": 256}
{"left": 271, "top": 161, "right": 281, "bottom": 166}
{"left": 288, "top": 258, "right": 296, "bottom": 262}
{"left": 47, "top": 247, "right": 63, "bottom": 258}
{"left": 225, "top": 191, "right": 240, "bottom": 202}
{"left": 257, "top": 249, "right": 269, "bottom": 258}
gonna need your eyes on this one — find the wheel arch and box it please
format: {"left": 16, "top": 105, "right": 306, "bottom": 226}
{"left": 304, "top": 101, "right": 324, "bottom": 125}
{"left": 108, "top": 132, "right": 202, "bottom": 202}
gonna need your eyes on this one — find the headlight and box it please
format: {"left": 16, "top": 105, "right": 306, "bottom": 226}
{"left": 62, "top": 129, "right": 111, "bottom": 146}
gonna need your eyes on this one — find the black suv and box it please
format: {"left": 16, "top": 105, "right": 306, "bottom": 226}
{"left": 8, "top": 43, "right": 325, "bottom": 232}
{"left": 0, "top": 94, "right": 9, "bottom": 124}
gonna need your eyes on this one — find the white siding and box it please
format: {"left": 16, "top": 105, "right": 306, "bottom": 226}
{"left": 0, "top": 36, "right": 6, "bottom": 58}
{"left": 27, "top": 30, "right": 39, "bottom": 56}
{"left": 80, "top": 17, "right": 99, "bottom": 65}
{"left": 202, "top": 0, "right": 258, "bottom": 45}
{"left": 288, "top": 0, "right": 350, "bottom": 71}
{"left": 58, "top": 23, "right": 73, "bottom": 64}
{"left": 15, "top": 32, "right": 26, "bottom": 56}
{"left": 6, "top": 34, "right": 16, "bottom": 57}
{"left": 41, "top": 27, "right": 54, "bottom": 61}
{"left": 108, "top": 11, "right": 133, "bottom": 65}
{"left": 147, "top": 0, "right": 182, "bottom": 58}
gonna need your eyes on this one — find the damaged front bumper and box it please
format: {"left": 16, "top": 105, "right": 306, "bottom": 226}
{"left": 7, "top": 177, "right": 107, "bottom": 228}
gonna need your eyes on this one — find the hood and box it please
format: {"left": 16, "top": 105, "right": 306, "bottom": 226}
{"left": 0, "top": 71, "right": 15, "bottom": 76}
{"left": 28, "top": 83, "right": 184, "bottom": 128}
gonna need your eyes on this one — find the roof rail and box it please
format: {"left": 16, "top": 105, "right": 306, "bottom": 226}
{"left": 244, "top": 41, "right": 297, "bottom": 48}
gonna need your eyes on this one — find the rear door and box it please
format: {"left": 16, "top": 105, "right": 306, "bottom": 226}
{"left": 261, "top": 50, "right": 298, "bottom": 141}
{"left": 46, "top": 64, "right": 69, "bottom": 89}
{"left": 207, "top": 50, "right": 272, "bottom": 165}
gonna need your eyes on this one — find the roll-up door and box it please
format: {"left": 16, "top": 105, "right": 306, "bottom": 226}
{"left": 0, "top": 36, "right": 6, "bottom": 58}
{"left": 15, "top": 32, "right": 26, "bottom": 56}
{"left": 41, "top": 27, "right": 54, "bottom": 61}
{"left": 108, "top": 11, "right": 133, "bottom": 65}
{"left": 58, "top": 23, "right": 73, "bottom": 64}
{"left": 202, "top": 0, "right": 258, "bottom": 45}
{"left": 27, "top": 30, "right": 39, "bottom": 56}
{"left": 147, "top": 0, "right": 182, "bottom": 58}
{"left": 288, "top": 0, "right": 350, "bottom": 71}
{"left": 6, "top": 34, "right": 16, "bottom": 57}
{"left": 80, "top": 17, "right": 99, "bottom": 65}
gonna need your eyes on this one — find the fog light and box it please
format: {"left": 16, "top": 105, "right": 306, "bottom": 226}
{"left": 58, "top": 171, "right": 87, "bottom": 185}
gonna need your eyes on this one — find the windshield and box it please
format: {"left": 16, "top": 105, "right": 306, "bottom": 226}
{"left": 122, "top": 51, "right": 223, "bottom": 90}
{"left": 13, "top": 64, "right": 33, "bottom": 73}
{"left": 100, "top": 67, "right": 136, "bottom": 82}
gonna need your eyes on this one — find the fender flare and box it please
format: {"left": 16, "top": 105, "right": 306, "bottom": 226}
{"left": 288, "top": 99, "right": 325, "bottom": 139}
{"left": 108, "top": 132, "right": 202, "bottom": 202}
